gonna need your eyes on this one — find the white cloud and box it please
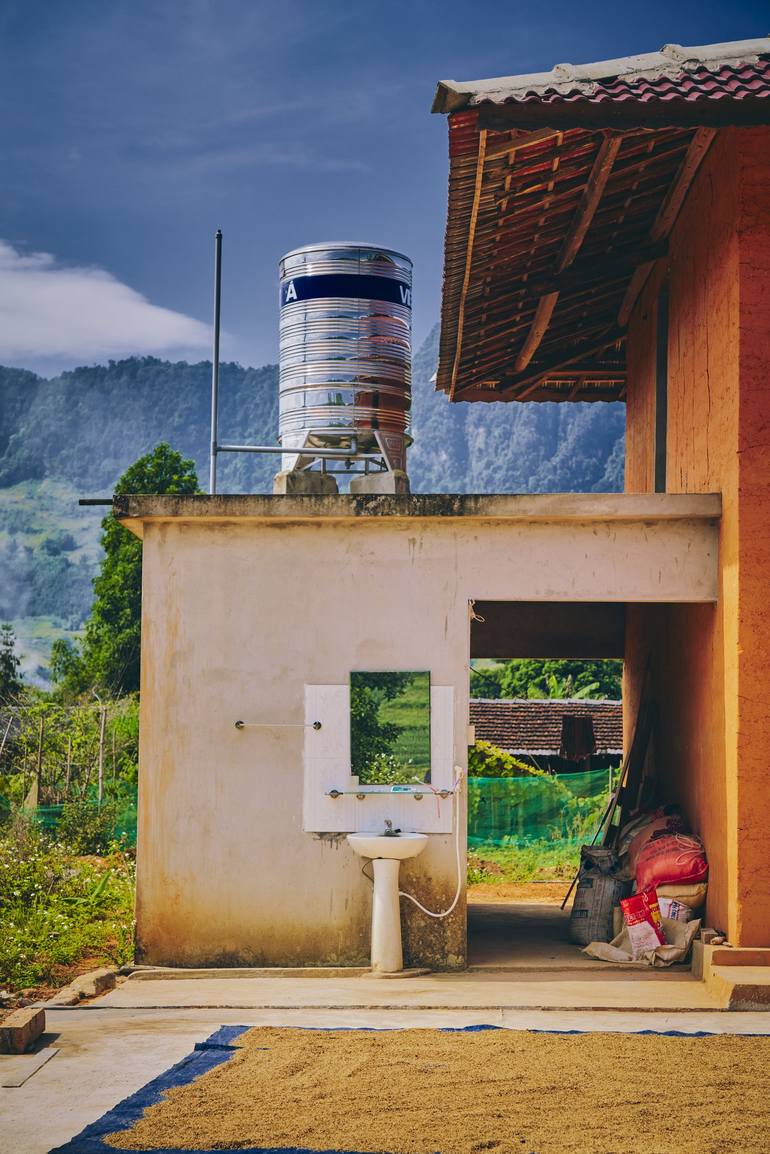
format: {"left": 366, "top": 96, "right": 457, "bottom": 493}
{"left": 0, "top": 240, "right": 210, "bottom": 369}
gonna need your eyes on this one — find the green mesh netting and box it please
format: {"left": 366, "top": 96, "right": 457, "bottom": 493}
{"left": 27, "top": 799, "right": 137, "bottom": 845}
{"left": 23, "top": 775, "right": 609, "bottom": 852}
{"left": 467, "top": 769, "right": 613, "bottom": 847}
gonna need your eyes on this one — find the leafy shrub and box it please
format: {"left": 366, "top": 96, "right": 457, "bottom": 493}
{"left": 0, "top": 816, "right": 134, "bottom": 990}
{"left": 56, "top": 799, "right": 123, "bottom": 855}
{"left": 468, "top": 740, "right": 547, "bottom": 778}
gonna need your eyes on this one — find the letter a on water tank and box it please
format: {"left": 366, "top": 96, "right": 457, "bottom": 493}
{"left": 285, "top": 280, "right": 298, "bottom": 303}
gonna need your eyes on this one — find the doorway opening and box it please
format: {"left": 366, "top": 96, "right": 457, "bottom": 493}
{"left": 467, "top": 600, "right": 624, "bottom": 970}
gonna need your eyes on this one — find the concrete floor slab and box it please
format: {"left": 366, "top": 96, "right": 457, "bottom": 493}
{"left": 467, "top": 900, "right": 684, "bottom": 970}
{"left": 3, "top": 1004, "right": 770, "bottom": 1154}
{"left": 89, "top": 966, "right": 722, "bottom": 1012}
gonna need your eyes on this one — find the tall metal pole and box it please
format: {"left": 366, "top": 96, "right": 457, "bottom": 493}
{"left": 209, "top": 228, "right": 223, "bottom": 495}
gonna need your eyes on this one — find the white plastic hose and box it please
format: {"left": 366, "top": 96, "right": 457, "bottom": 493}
{"left": 398, "top": 766, "right": 465, "bottom": 919}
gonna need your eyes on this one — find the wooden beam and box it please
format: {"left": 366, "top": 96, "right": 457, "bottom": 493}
{"left": 650, "top": 128, "right": 717, "bottom": 242}
{"left": 484, "top": 126, "right": 563, "bottom": 161}
{"left": 616, "top": 129, "right": 715, "bottom": 326}
{"left": 481, "top": 241, "right": 668, "bottom": 309}
{"left": 478, "top": 100, "right": 770, "bottom": 133}
{"left": 555, "top": 133, "right": 622, "bottom": 273}
{"left": 448, "top": 128, "right": 487, "bottom": 400}
{"left": 618, "top": 260, "right": 657, "bottom": 327}
{"left": 513, "top": 291, "right": 559, "bottom": 373}
{"left": 506, "top": 134, "right": 621, "bottom": 378}
{"left": 496, "top": 330, "right": 624, "bottom": 400}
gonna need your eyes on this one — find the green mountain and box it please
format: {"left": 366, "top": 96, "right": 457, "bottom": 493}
{"left": 0, "top": 325, "right": 624, "bottom": 678}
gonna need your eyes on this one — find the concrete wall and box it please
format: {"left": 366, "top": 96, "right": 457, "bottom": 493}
{"left": 131, "top": 498, "right": 718, "bottom": 968}
{"left": 625, "top": 127, "right": 770, "bottom": 945}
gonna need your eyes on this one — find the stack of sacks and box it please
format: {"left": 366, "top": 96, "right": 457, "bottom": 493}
{"left": 618, "top": 806, "right": 708, "bottom": 916}
{"left": 585, "top": 807, "right": 708, "bottom": 966}
{"left": 584, "top": 812, "right": 711, "bottom": 964}
{"left": 585, "top": 884, "right": 701, "bottom": 966}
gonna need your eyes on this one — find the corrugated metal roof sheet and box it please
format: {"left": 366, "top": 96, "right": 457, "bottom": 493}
{"left": 470, "top": 698, "right": 623, "bottom": 756}
{"left": 433, "top": 38, "right": 770, "bottom": 112}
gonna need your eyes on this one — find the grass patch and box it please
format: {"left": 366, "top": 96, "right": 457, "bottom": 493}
{"left": 468, "top": 840, "right": 580, "bottom": 885}
{"left": 0, "top": 815, "right": 134, "bottom": 994}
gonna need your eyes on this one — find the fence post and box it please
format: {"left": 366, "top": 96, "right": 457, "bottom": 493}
{"left": 35, "top": 715, "right": 44, "bottom": 801}
{"left": 97, "top": 705, "right": 106, "bottom": 807}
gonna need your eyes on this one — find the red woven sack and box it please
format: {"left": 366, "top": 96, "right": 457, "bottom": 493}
{"left": 627, "top": 812, "right": 687, "bottom": 874}
{"left": 636, "top": 832, "right": 708, "bottom": 891}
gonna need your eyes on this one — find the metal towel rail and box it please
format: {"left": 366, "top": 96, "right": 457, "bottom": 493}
{"left": 234, "top": 720, "right": 322, "bottom": 730}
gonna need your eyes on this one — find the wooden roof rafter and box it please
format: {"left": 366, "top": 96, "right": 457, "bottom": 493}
{"left": 436, "top": 114, "right": 715, "bottom": 401}
{"left": 512, "top": 131, "right": 622, "bottom": 374}
{"left": 501, "top": 329, "right": 625, "bottom": 400}
{"left": 434, "top": 41, "right": 770, "bottom": 402}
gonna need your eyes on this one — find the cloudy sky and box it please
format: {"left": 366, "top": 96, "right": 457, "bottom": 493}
{"left": 1, "top": 0, "right": 766, "bottom": 375}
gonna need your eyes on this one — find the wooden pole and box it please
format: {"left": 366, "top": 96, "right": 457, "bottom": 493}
{"left": 97, "top": 705, "right": 106, "bottom": 807}
{"left": 0, "top": 713, "right": 14, "bottom": 763}
{"left": 35, "top": 716, "right": 44, "bottom": 803}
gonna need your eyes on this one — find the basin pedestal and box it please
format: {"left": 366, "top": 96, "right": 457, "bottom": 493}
{"left": 370, "top": 858, "right": 404, "bottom": 973}
{"left": 346, "top": 832, "right": 428, "bottom": 974}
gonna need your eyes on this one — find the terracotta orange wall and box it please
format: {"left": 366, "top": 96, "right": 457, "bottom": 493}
{"left": 624, "top": 603, "right": 729, "bottom": 934}
{"left": 733, "top": 133, "right": 770, "bottom": 945}
{"left": 625, "top": 128, "right": 770, "bottom": 945}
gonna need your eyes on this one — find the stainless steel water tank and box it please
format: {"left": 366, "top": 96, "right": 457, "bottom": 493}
{"left": 278, "top": 243, "right": 412, "bottom": 473}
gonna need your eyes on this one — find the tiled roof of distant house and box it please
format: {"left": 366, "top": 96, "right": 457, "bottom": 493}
{"left": 470, "top": 698, "right": 623, "bottom": 757}
{"left": 431, "top": 38, "right": 770, "bottom": 402}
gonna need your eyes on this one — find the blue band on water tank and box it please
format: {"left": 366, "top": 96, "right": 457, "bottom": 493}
{"left": 280, "top": 273, "right": 411, "bottom": 309}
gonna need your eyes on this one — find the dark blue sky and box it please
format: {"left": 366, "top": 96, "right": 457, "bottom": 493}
{"left": 1, "top": 1, "right": 767, "bottom": 373}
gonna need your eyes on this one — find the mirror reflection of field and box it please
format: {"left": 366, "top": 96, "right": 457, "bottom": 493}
{"left": 377, "top": 672, "right": 431, "bottom": 780}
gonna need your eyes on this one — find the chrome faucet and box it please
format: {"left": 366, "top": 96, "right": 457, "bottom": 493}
{"left": 383, "top": 819, "right": 401, "bottom": 837}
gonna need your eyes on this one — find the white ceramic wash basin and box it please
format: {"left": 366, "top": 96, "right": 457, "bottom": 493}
{"left": 347, "top": 832, "right": 428, "bottom": 861}
{"left": 347, "top": 831, "right": 429, "bottom": 973}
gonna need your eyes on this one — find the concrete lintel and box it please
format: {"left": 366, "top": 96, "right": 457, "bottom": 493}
{"left": 115, "top": 491, "right": 721, "bottom": 537}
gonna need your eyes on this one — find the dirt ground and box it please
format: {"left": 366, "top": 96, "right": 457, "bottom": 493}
{"left": 468, "top": 880, "right": 568, "bottom": 904}
{"left": 106, "top": 1025, "right": 770, "bottom": 1154}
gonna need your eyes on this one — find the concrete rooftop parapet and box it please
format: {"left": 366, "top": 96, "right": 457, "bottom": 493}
{"left": 114, "top": 491, "right": 721, "bottom": 537}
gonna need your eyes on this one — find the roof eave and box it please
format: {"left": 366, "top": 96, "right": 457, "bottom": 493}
{"left": 432, "top": 80, "right": 472, "bottom": 114}
{"left": 431, "top": 37, "right": 770, "bottom": 115}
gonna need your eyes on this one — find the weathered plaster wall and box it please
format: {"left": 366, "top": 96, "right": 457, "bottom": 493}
{"left": 134, "top": 507, "right": 717, "bottom": 968}
{"left": 625, "top": 128, "right": 770, "bottom": 945}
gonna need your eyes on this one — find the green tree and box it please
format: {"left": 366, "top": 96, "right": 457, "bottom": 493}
{"left": 470, "top": 658, "right": 622, "bottom": 700}
{"left": 350, "top": 672, "right": 411, "bottom": 781}
{"left": 0, "top": 623, "right": 23, "bottom": 702}
{"left": 52, "top": 444, "right": 199, "bottom": 696}
{"left": 525, "top": 672, "right": 600, "bottom": 700}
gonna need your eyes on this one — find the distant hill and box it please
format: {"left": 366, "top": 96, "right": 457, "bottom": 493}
{"left": 0, "top": 325, "right": 624, "bottom": 678}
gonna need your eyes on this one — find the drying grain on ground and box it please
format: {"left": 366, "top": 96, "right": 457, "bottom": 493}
{"left": 107, "top": 1026, "right": 770, "bottom": 1154}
